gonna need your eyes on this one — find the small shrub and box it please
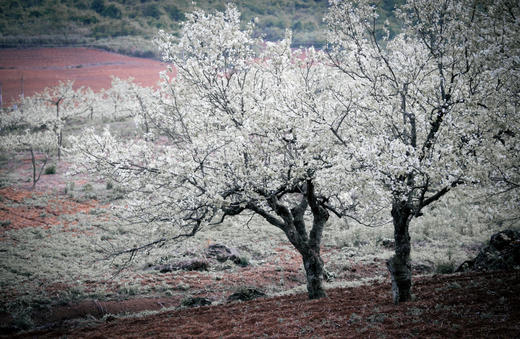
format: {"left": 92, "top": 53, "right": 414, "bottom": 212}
{"left": 91, "top": 0, "right": 105, "bottom": 14}
{"left": 165, "top": 4, "right": 185, "bottom": 21}
{"left": 143, "top": 3, "right": 161, "bottom": 19}
{"left": 44, "top": 164, "right": 56, "bottom": 175}
{"left": 237, "top": 256, "right": 250, "bottom": 267}
{"left": 435, "top": 261, "right": 455, "bottom": 274}
{"left": 227, "top": 286, "right": 265, "bottom": 302}
{"left": 0, "top": 219, "right": 11, "bottom": 227}
{"left": 106, "top": 181, "right": 113, "bottom": 190}
{"left": 176, "top": 282, "right": 190, "bottom": 291}
{"left": 367, "top": 313, "right": 387, "bottom": 323}
{"left": 64, "top": 181, "right": 75, "bottom": 194}
{"left": 181, "top": 296, "right": 212, "bottom": 308}
{"left": 102, "top": 4, "right": 121, "bottom": 19}
{"left": 118, "top": 284, "right": 139, "bottom": 296}
{"left": 13, "top": 312, "right": 34, "bottom": 330}
{"left": 348, "top": 312, "right": 362, "bottom": 324}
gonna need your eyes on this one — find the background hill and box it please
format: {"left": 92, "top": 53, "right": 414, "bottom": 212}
{"left": 0, "top": 0, "right": 402, "bottom": 58}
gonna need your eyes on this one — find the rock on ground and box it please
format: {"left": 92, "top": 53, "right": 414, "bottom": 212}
{"left": 457, "top": 229, "right": 520, "bottom": 272}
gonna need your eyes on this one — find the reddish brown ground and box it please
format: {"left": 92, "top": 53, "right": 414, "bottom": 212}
{"left": 15, "top": 271, "right": 520, "bottom": 338}
{"left": 1, "top": 48, "right": 519, "bottom": 338}
{"left": 0, "top": 48, "right": 168, "bottom": 107}
{"left": 0, "top": 154, "right": 100, "bottom": 238}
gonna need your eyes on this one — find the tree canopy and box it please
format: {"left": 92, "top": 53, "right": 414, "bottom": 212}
{"left": 67, "top": 1, "right": 519, "bottom": 301}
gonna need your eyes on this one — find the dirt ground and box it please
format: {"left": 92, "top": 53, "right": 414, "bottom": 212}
{"left": 1, "top": 48, "right": 519, "bottom": 338}
{"left": 0, "top": 48, "right": 167, "bottom": 107}
{"left": 12, "top": 271, "right": 520, "bottom": 338}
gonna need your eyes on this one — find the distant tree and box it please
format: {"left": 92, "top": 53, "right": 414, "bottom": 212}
{"left": 143, "top": 3, "right": 161, "bottom": 19}
{"left": 165, "top": 4, "right": 185, "bottom": 22}
{"left": 325, "top": 0, "right": 520, "bottom": 303}
{"left": 34, "top": 81, "right": 87, "bottom": 160}
{"left": 0, "top": 101, "right": 57, "bottom": 189}
{"left": 102, "top": 4, "right": 121, "bottom": 19}
{"left": 91, "top": 0, "right": 105, "bottom": 14}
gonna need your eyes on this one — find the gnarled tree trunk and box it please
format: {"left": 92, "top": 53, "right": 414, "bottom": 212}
{"left": 387, "top": 200, "right": 412, "bottom": 304}
{"left": 302, "top": 248, "right": 326, "bottom": 299}
{"left": 249, "top": 180, "right": 330, "bottom": 300}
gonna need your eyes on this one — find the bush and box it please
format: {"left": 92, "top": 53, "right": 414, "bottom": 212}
{"left": 291, "top": 21, "right": 303, "bottom": 31}
{"left": 44, "top": 164, "right": 56, "bottom": 175}
{"left": 102, "top": 4, "right": 121, "bottom": 19}
{"left": 181, "top": 296, "right": 212, "bottom": 307}
{"left": 238, "top": 256, "right": 250, "bottom": 267}
{"left": 29, "top": 10, "right": 42, "bottom": 18}
{"left": 91, "top": 0, "right": 105, "bottom": 14}
{"left": 143, "top": 3, "right": 161, "bottom": 19}
{"left": 227, "top": 287, "right": 266, "bottom": 302}
{"left": 165, "top": 4, "right": 185, "bottom": 21}
{"left": 435, "top": 261, "right": 455, "bottom": 274}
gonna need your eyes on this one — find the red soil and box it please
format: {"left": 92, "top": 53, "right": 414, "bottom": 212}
{"left": 0, "top": 154, "right": 101, "bottom": 237}
{"left": 0, "top": 48, "right": 169, "bottom": 106}
{"left": 16, "top": 270, "right": 520, "bottom": 338}
{"left": 0, "top": 186, "right": 98, "bottom": 236}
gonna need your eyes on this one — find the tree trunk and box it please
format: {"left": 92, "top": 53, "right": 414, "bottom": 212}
{"left": 30, "top": 148, "right": 48, "bottom": 190}
{"left": 302, "top": 249, "right": 327, "bottom": 299}
{"left": 58, "top": 129, "right": 62, "bottom": 160}
{"left": 31, "top": 148, "right": 36, "bottom": 189}
{"left": 259, "top": 182, "right": 328, "bottom": 300}
{"left": 387, "top": 200, "right": 412, "bottom": 304}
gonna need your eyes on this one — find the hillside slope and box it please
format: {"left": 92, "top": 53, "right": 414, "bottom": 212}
{"left": 0, "top": 0, "right": 402, "bottom": 57}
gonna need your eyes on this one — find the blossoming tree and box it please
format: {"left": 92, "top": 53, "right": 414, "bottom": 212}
{"left": 325, "top": 0, "right": 519, "bottom": 303}
{"left": 32, "top": 81, "right": 90, "bottom": 159}
{"left": 68, "top": 1, "right": 518, "bottom": 302}
{"left": 69, "top": 6, "right": 353, "bottom": 299}
{"left": 0, "top": 101, "right": 58, "bottom": 189}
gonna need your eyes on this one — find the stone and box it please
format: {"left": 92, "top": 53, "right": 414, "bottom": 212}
{"left": 155, "top": 259, "right": 209, "bottom": 273}
{"left": 181, "top": 297, "right": 212, "bottom": 308}
{"left": 206, "top": 244, "right": 241, "bottom": 265}
{"left": 227, "top": 287, "right": 266, "bottom": 302}
{"left": 377, "top": 238, "right": 395, "bottom": 249}
{"left": 456, "top": 229, "right": 520, "bottom": 272}
{"left": 412, "top": 261, "right": 435, "bottom": 274}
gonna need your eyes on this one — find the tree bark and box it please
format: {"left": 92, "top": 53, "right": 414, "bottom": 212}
{"left": 255, "top": 181, "right": 329, "bottom": 300}
{"left": 302, "top": 249, "right": 327, "bottom": 299}
{"left": 58, "top": 129, "right": 62, "bottom": 160}
{"left": 387, "top": 200, "right": 412, "bottom": 304}
{"left": 30, "top": 148, "right": 48, "bottom": 189}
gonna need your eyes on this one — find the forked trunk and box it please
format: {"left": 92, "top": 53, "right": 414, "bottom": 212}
{"left": 302, "top": 249, "right": 327, "bottom": 299}
{"left": 262, "top": 180, "right": 329, "bottom": 300}
{"left": 30, "top": 148, "right": 48, "bottom": 189}
{"left": 387, "top": 201, "right": 412, "bottom": 304}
